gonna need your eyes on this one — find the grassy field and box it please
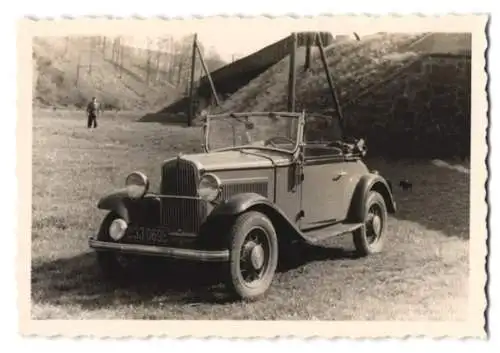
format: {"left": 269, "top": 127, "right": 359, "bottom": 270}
{"left": 31, "top": 108, "right": 470, "bottom": 320}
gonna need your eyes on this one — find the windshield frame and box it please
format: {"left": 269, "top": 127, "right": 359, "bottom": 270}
{"left": 202, "top": 111, "right": 305, "bottom": 154}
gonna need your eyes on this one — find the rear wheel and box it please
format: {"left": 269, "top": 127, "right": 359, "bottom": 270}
{"left": 226, "top": 211, "right": 278, "bottom": 301}
{"left": 353, "top": 191, "right": 388, "bottom": 256}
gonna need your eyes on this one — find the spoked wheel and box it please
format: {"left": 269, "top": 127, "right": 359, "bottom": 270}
{"left": 353, "top": 191, "right": 388, "bottom": 256}
{"left": 366, "top": 204, "right": 384, "bottom": 245}
{"left": 240, "top": 228, "right": 270, "bottom": 283}
{"left": 227, "top": 211, "right": 278, "bottom": 301}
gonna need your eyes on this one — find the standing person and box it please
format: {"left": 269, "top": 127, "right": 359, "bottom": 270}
{"left": 86, "top": 96, "right": 101, "bottom": 128}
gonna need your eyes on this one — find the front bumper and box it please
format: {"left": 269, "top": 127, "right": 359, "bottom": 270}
{"left": 88, "top": 237, "right": 230, "bottom": 262}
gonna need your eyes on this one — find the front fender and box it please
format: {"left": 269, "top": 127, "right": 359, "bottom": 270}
{"left": 97, "top": 188, "right": 131, "bottom": 222}
{"left": 209, "top": 192, "right": 270, "bottom": 217}
{"left": 347, "top": 174, "right": 397, "bottom": 222}
{"left": 206, "top": 193, "right": 306, "bottom": 244}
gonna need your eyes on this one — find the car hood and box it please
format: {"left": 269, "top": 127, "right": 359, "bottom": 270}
{"left": 178, "top": 149, "right": 293, "bottom": 171}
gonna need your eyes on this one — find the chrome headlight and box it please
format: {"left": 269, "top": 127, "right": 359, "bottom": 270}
{"left": 125, "top": 171, "right": 149, "bottom": 199}
{"left": 109, "top": 218, "right": 128, "bottom": 241}
{"left": 198, "top": 173, "right": 221, "bottom": 202}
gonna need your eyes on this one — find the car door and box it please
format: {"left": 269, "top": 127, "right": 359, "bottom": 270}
{"left": 299, "top": 145, "right": 349, "bottom": 230}
{"left": 298, "top": 114, "right": 350, "bottom": 230}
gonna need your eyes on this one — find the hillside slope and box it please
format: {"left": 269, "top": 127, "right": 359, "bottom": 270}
{"left": 216, "top": 32, "right": 471, "bottom": 158}
{"left": 33, "top": 37, "right": 180, "bottom": 110}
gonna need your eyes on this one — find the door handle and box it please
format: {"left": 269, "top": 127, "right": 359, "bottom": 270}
{"left": 333, "top": 171, "right": 347, "bottom": 180}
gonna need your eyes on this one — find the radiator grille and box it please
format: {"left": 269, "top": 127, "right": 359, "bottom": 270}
{"left": 161, "top": 158, "right": 198, "bottom": 196}
{"left": 160, "top": 159, "right": 206, "bottom": 234}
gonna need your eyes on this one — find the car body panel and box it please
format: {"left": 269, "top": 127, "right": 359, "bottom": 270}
{"left": 97, "top": 188, "right": 131, "bottom": 222}
{"left": 181, "top": 150, "right": 291, "bottom": 172}
{"left": 347, "top": 173, "right": 397, "bottom": 222}
{"left": 300, "top": 158, "right": 367, "bottom": 229}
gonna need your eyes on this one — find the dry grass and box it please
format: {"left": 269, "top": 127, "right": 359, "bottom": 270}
{"left": 216, "top": 33, "right": 424, "bottom": 113}
{"left": 31, "top": 109, "right": 470, "bottom": 320}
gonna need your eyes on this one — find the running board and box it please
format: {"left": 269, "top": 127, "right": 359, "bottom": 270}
{"left": 301, "top": 222, "right": 364, "bottom": 245}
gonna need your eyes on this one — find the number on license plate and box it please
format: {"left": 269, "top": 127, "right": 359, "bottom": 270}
{"left": 127, "top": 227, "right": 169, "bottom": 244}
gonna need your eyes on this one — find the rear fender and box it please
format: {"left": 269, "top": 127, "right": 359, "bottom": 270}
{"left": 207, "top": 193, "right": 306, "bottom": 244}
{"left": 347, "top": 174, "right": 397, "bottom": 222}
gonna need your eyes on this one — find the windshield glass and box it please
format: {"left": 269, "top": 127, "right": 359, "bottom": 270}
{"left": 205, "top": 112, "right": 301, "bottom": 153}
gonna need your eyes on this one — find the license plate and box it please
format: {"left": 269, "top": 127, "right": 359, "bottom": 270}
{"left": 125, "top": 226, "right": 170, "bottom": 245}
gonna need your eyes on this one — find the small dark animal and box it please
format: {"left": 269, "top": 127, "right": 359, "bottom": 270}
{"left": 399, "top": 180, "right": 413, "bottom": 191}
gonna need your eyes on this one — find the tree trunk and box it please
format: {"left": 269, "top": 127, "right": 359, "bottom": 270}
{"left": 102, "top": 37, "right": 107, "bottom": 57}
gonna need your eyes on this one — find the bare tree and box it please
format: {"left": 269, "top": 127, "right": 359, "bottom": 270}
{"left": 75, "top": 53, "right": 82, "bottom": 86}
{"left": 88, "top": 36, "right": 98, "bottom": 75}
{"left": 146, "top": 37, "right": 153, "bottom": 85}
{"left": 156, "top": 35, "right": 174, "bottom": 84}
{"left": 102, "top": 36, "right": 107, "bottom": 57}
{"left": 118, "top": 39, "right": 125, "bottom": 78}
{"left": 154, "top": 39, "right": 162, "bottom": 82}
{"left": 64, "top": 36, "right": 70, "bottom": 58}
{"left": 204, "top": 46, "right": 226, "bottom": 72}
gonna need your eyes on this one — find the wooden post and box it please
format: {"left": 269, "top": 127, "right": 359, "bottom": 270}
{"left": 195, "top": 42, "right": 221, "bottom": 107}
{"left": 316, "top": 33, "right": 345, "bottom": 125}
{"left": 304, "top": 33, "right": 313, "bottom": 71}
{"left": 187, "top": 33, "right": 198, "bottom": 127}
{"left": 287, "top": 32, "right": 297, "bottom": 112}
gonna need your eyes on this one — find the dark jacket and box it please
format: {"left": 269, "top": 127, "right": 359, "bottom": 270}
{"left": 86, "top": 101, "right": 100, "bottom": 116}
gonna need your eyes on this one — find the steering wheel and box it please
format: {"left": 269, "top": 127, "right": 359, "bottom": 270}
{"left": 264, "top": 136, "right": 295, "bottom": 148}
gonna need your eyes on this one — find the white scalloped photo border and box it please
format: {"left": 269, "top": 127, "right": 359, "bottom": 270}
{"left": 17, "top": 13, "right": 489, "bottom": 339}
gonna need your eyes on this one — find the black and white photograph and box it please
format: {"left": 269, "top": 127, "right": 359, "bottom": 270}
{"left": 18, "top": 15, "right": 487, "bottom": 338}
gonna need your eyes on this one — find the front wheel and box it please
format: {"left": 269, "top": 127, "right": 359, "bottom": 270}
{"left": 226, "top": 211, "right": 279, "bottom": 301}
{"left": 353, "top": 191, "right": 388, "bottom": 256}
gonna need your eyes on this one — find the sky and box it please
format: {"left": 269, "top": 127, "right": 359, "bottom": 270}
{"left": 120, "top": 17, "right": 376, "bottom": 61}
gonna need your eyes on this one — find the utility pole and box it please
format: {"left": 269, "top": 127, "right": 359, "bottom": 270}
{"left": 287, "top": 32, "right": 297, "bottom": 112}
{"left": 187, "top": 33, "right": 198, "bottom": 127}
{"left": 304, "top": 33, "right": 312, "bottom": 71}
{"left": 316, "top": 33, "right": 345, "bottom": 128}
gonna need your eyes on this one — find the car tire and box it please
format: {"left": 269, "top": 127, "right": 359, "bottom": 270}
{"left": 95, "top": 212, "right": 156, "bottom": 282}
{"left": 226, "top": 211, "right": 278, "bottom": 301}
{"left": 353, "top": 191, "right": 388, "bottom": 256}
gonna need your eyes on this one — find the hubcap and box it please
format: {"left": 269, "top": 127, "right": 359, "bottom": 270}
{"left": 366, "top": 204, "right": 383, "bottom": 244}
{"left": 250, "top": 244, "right": 265, "bottom": 270}
{"left": 372, "top": 215, "right": 381, "bottom": 236}
{"left": 239, "top": 228, "right": 270, "bottom": 285}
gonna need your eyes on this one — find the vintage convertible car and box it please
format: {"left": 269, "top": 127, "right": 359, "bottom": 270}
{"left": 89, "top": 111, "right": 396, "bottom": 300}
